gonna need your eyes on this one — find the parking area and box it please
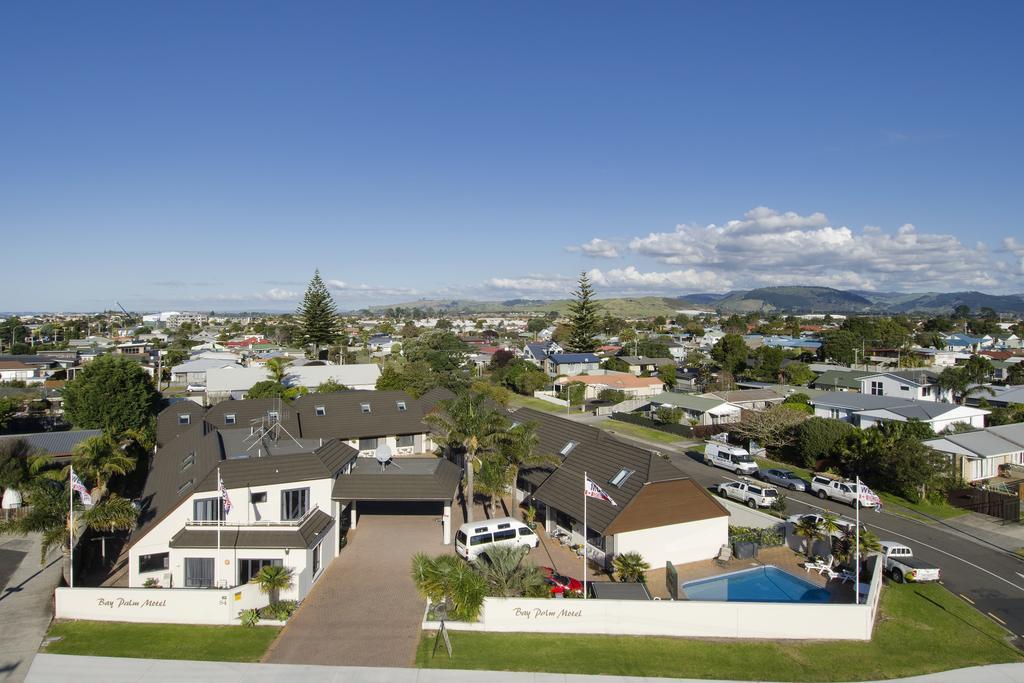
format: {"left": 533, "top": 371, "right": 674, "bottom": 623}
{"left": 263, "top": 513, "right": 451, "bottom": 668}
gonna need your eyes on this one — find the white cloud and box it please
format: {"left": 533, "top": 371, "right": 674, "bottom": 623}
{"left": 566, "top": 238, "right": 620, "bottom": 259}
{"left": 586, "top": 266, "right": 733, "bottom": 292}
{"left": 485, "top": 275, "right": 573, "bottom": 294}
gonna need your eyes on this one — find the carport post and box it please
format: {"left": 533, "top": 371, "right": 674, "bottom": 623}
{"left": 350, "top": 500, "right": 357, "bottom": 530}
{"left": 443, "top": 501, "right": 452, "bottom": 545}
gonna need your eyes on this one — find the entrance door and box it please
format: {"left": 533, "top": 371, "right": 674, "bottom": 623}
{"left": 184, "top": 557, "right": 215, "bottom": 587}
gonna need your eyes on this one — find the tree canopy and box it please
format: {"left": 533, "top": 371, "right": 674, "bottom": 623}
{"left": 565, "top": 272, "right": 601, "bottom": 353}
{"left": 711, "top": 334, "right": 748, "bottom": 375}
{"left": 296, "top": 270, "right": 340, "bottom": 353}
{"left": 63, "top": 355, "right": 160, "bottom": 436}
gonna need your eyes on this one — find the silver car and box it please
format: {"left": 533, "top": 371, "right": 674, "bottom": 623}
{"left": 760, "top": 468, "right": 807, "bottom": 491}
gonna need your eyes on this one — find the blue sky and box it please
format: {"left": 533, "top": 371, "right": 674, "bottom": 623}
{"left": 2, "top": 2, "right": 1023, "bottom": 312}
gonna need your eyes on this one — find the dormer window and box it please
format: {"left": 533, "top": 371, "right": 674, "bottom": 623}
{"left": 176, "top": 479, "right": 194, "bottom": 494}
{"left": 396, "top": 401, "right": 407, "bottom": 411}
{"left": 315, "top": 405, "right": 326, "bottom": 417}
{"left": 609, "top": 468, "right": 634, "bottom": 488}
{"left": 180, "top": 452, "right": 195, "bottom": 471}
{"left": 360, "top": 403, "right": 371, "bottom": 414}
{"left": 178, "top": 414, "right": 191, "bottom": 425}
{"left": 560, "top": 441, "right": 578, "bottom": 456}
{"left": 225, "top": 414, "right": 236, "bottom": 425}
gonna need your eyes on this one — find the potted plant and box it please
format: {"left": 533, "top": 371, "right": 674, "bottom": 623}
{"left": 524, "top": 505, "right": 537, "bottom": 530}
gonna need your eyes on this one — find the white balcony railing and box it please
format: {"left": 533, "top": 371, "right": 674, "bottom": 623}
{"left": 185, "top": 504, "right": 320, "bottom": 529}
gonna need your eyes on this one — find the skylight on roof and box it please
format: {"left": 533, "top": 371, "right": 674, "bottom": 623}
{"left": 560, "top": 440, "right": 578, "bottom": 456}
{"left": 360, "top": 403, "right": 371, "bottom": 414}
{"left": 315, "top": 405, "right": 326, "bottom": 416}
{"left": 609, "top": 468, "right": 634, "bottom": 488}
{"left": 396, "top": 401, "right": 407, "bottom": 411}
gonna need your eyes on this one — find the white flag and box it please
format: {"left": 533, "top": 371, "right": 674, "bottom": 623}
{"left": 70, "top": 469, "right": 93, "bottom": 506}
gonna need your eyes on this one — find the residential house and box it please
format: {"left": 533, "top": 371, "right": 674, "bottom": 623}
{"left": 513, "top": 408, "right": 729, "bottom": 569}
{"left": 808, "top": 392, "right": 988, "bottom": 433}
{"left": 994, "top": 333, "right": 1023, "bottom": 350}
{"left": 170, "top": 358, "right": 241, "bottom": 385}
{"left": 554, "top": 372, "right": 664, "bottom": 401}
{"left": 810, "top": 369, "right": 873, "bottom": 392}
{"left": 522, "top": 341, "right": 562, "bottom": 367}
{"left": 639, "top": 393, "right": 741, "bottom": 426}
{"left": 0, "top": 361, "right": 41, "bottom": 384}
{"left": 544, "top": 353, "right": 600, "bottom": 377}
{"left": 701, "top": 389, "right": 785, "bottom": 411}
{"left": 944, "top": 333, "right": 993, "bottom": 353}
{"left": 0, "top": 429, "right": 103, "bottom": 462}
{"left": 971, "top": 385, "right": 1024, "bottom": 408}
{"left": 616, "top": 356, "right": 677, "bottom": 376}
{"left": 203, "top": 363, "right": 382, "bottom": 403}
{"left": 858, "top": 370, "right": 949, "bottom": 402}
{"left": 925, "top": 424, "right": 1024, "bottom": 482}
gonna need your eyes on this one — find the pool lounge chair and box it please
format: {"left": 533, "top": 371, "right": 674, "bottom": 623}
{"left": 715, "top": 544, "right": 732, "bottom": 565}
{"left": 803, "top": 556, "right": 829, "bottom": 574}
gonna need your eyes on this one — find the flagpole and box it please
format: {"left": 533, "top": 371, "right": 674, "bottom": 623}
{"left": 855, "top": 475, "right": 861, "bottom": 605}
{"left": 583, "top": 471, "right": 587, "bottom": 601}
{"left": 69, "top": 465, "right": 74, "bottom": 589}
{"left": 217, "top": 466, "right": 222, "bottom": 589}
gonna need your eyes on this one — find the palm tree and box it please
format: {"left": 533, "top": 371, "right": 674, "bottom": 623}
{"left": 424, "top": 392, "right": 509, "bottom": 522}
{"left": 472, "top": 545, "right": 546, "bottom": 597}
{"left": 793, "top": 517, "right": 823, "bottom": 560}
{"left": 495, "top": 422, "right": 557, "bottom": 506}
{"left": 475, "top": 458, "right": 512, "bottom": 518}
{"left": 835, "top": 527, "right": 882, "bottom": 568}
{"left": 251, "top": 564, "right": 294, "bottom": 605}
{"left": 612, "top": 551, "right": 650, "bottom": 583}
{"left": 265, "top": 357, "right": 293, "bottom": 385}
{"left": 0, "top": 477, "right": 138, "bottom": 584}
{"left": 411, "top": 552, "right": 487, "bottom": 621}
{"left": 64, "top": 434, "right": 137, "bottom": 501}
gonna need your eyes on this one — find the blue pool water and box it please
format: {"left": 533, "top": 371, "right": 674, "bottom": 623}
{"left": 682, "top": 566, "right": 831, "bottom": 603}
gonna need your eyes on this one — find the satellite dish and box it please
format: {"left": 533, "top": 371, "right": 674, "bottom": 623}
{"left": 374, "top": 443, "right": 400, "bottom": 472}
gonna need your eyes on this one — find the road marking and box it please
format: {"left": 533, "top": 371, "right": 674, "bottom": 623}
{"left": 787, "top": 498, "right": 1024, "bottom": 594}
{"left": 989, "top": 612, "right": 1007, "bottom": 626}
{"left": 960, "top": 594, "right": 975, "bottom": 604}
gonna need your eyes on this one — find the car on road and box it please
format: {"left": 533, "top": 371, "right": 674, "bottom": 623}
{"left": 704, "top": 440, "right": 758, "bottom": 475}
{"left": 759, "top": 468, "right": 808, "bottom": 491}
{"left": 880, "top": 542, "right": 940, "bottom": 583}
{"left": 716, "top": 480, "right": 780, "bottom": 508}
{"left": 787, "top": 512, "right": 863, "bottom": 537}
{"left": 186, "top": 383, "right": 206, "bottom": 392}
{"left": 811, "top": 475, "right": 880, "bottom": 508}
{"left": 540, "top": 566, "right": 584, "bottom": 595}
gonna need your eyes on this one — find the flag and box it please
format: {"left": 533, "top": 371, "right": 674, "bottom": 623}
{"left": 70, "top": 469, "right": 93, "bottom": 506}
{"left": 585, "top": 476, "right": 617, "bottom": 506}
{"left": 218, "top": 471, "right": 232, "bottom": 517}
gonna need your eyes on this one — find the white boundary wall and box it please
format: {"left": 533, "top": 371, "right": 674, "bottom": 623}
{"left": 54, "top": 583, "right": 266, "bottom": 625}
{"left": 427, "top": 557, "right": 883, "bottom": 641}
{"left": 531, "top": 391, "right": 569, "bottom": 407}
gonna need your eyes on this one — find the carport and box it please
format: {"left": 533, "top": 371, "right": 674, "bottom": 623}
{"left": 332, "top": 457, "right": 462, "bottom": 544}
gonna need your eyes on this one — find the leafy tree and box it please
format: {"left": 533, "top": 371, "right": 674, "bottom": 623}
{"left": 495, "top": 421, "right": 556, "bottom": 501}
{"left": 400, "top": 321, "right": 422, "bottom": 339}
{"left": 796, "top": 417, "right": 857, "bottom": 467}
{"left": 732, "top": 405, "right": 807, "bottom": 451}
{"left": 597, "top": 388, "right": 626, "bottom": 404}
{"left": 1007, "top": 363, "right": 1024, "bottom": 386}
{"left": 632, "top": 340, "right": 672, "bottom": 358}
{"left": 989, "top": 403, "right": 1024, "bottom": 426}
{"left": 295, "top": 270, "right": 339, "bottom": 355}
{"left": 475, "top": 458, "right": 514, "bottom": 518}
{"left": 781, "top": 361, "right": 815, "bottom": 386}
{"left": 612, "top": 551, "right": 650, "bottom": 583}
{"left": 751, "top": 346, "right": 785, "bottom": 382}
{"left": 683, "top": 349, "right": 706, "bottom": 368}
{"left": 425, "top": 392, "right": 509, "bottom": 522}
{"left": 411, "top": 553, "right": 487, "bottom": 620}
{"left": 526, "top": 318, "right": 548, "bottom": 335}
{"left": 793, "top": 516, "right": 823, "bottom": 560}
{"left": 0, "top": 396, "right": 21, "bottom": 431}
{"left": 821, "top": 329, "right": 860, "bottom": 365}
{"left": 491, "top": 359, "right": 549, "bottom": 396}
{"left": 659, "top": 365, "right": 677, "bottom": 389}
{"left": 836, "top": 422, "right": 952, "bottom": 502}
{"left": 434, "top": 318, "right": 453, "bottom": 330}
{"left": 469, "top": 379, "right": 513, "bottom": 408}
{"left": 937, "top": 364, "right": 994, "bottom": 404}
{"left": 65, "top": 433, "right": 137, "bottom": 501}
{"left": 251, "top": 564, "right": 294, "bottom": 605}
{"left": 565, "top": 272, "right": 601, "bottom": 353}
{"left": 472, "top": 545, "right": 547, "bottom": 598}
{"left": 246, "top": 380, "right": 289, "bottom": 400}
{"left": 656, "top": 406, "right": 684, "bottom": 424}
{"left": 603, "top": 357, "right": 630, "bottom": 373}
{"left": 0, "top": 438, "right": 48, "bottom": 490}
{"left": 561, "top": 381, "right": 587, "bottom": 406}
{"left": 962, "top": 354, "right": 995, "bottom": 385}
{"left": 781, "top": 393, "right": 814, "bottom": 415}
{"left": 488, "top": 349, "right": 516, "bottom": 369}
{"left": 722, "top": 314, "right": 747, "bottom": 334}
{"left": 315, "top": 378, "right": 350, "bottom": 393}
{"left": 375, "top": 359, "right": 442, "bottom": 397}
{"left": 63, "top": 355, "right": 160, "bottom": 436}
{"left": 265, "top": 357, "right": 293, "bottom": 385}
{"left": 403, "top": 330, "right": 470, "bottom": 378}
{"left": 710, "top": 334, "right": 748, "bottom": 375}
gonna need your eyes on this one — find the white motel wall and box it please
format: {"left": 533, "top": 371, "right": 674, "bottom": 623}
{"left": 430, "top": 557, "right": 883, "bottom": 641}
{"left": 54, "top": 582, "right": 266, "bottom": 625}
{"left": 611, "top": 516, "right": 727, "bottom": 569}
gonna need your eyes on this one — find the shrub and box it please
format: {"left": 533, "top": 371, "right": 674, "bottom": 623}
{"left": 612, "top": 552, "right": 651, "bottom": 583}
{"left": 239, "top": 608, "right": 260, "bottom": 628}
{"left": 258, "top": 600, "right": 298, "bottom": 621}
{"left": 597, "top": 388, "right": 626, "bottom": 404}
{"left": 796, "top": 417, "right": 856, "bottom": 467}
{"left": 728, "top": 525, "right": 785, "bottom": 547}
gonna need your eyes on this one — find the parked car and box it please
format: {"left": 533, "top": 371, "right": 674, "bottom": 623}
{"left": 810, "top": 475, "right": 880, "bottom": 508}
{"left": 716, "top": 480, "right": 779, "bottom": 508}
{"left": 186, "top": 383, "right": 206, "bottom": 392}
{"left": 704, "top": 440, "right": 758, "bottom": 475}
{"left": 540, "top": 566, "right": 583, "bottom": 595}
{"left": 880, "top": 542, "right": 940, "bottom": 583}
{"left": 786, "top": 512, "right": 862, "bottom": 537}
{"left": 759, "top": 468, "right": 807, "bottom": 491}
{"left": 455, "top": 517, "right": 539, "bottom": 560}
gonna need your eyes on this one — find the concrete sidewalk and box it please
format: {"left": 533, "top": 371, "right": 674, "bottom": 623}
{"left": 25, "top": 655, "right": 1024, "bottom": 682}
{"left": 939, "top": 512, "right": 1024, "bottom": 555}
{"left": 0, "top": 534, "right": 63, "bottom": 683}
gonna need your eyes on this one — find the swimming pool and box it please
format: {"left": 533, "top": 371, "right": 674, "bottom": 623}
{"left": 682, "top": 565, "right": 831, "bottom": 603}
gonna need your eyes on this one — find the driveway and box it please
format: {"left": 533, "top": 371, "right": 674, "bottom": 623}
{"left": 0, "top": 533, "right": 63, "bottom": 683}
{"left": 263, "top": 513, "right": 451, "bottom": 668}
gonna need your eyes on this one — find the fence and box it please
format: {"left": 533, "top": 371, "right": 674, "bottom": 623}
{"left": 947, "top": 487, "right": 1021, "bottom": 522}
{"left": 531, "top": 391, "right": 569, "bottom": 407}
{"left": 610, "top": 412, "right": 692, "bottom": 437}
{"left": 54, "top": 583, "right": 266, "bottom": 625}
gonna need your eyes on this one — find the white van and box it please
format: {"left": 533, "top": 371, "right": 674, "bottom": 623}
{"left": 704, "top": 440, "right": 758, "bottom": 475}
{"left": 455, "top": 517, "right": 539, "bottom": 560}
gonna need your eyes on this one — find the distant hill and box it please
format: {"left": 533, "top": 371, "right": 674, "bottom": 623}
{"left": 365, "top": 296, "right": 710, "bottom": 318}
{"left": 877, "top": 291, "right": 1024, "bottom": 314}
{"left": 714, "top": 287, "right": 873, "bottom": 313}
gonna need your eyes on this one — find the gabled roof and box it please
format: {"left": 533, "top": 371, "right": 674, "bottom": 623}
{"left": 0, "top": 429, "right": 102, "bottom": 458}
{"left": 332, "top": 457, "right": 461, "bottom": 501}
{"left": 548, "top": 353, "right": 600, "bottom": 364}
{"left": 860, "top": 370, "right": 939, "bottom": 386}
{"left": 859, "top": 403, "right": 977, "bottom": 421}
{"left": 294, "top": 390, "right": 433, "bottom": 440}
{"left": 808, "top": 391, "right": 912, "bottom": 411}
{"left": 646, "top": 392, "right": 732, "bottom": 412}
{"left": 811, "top": 369, "right": 873, "bottom": 390}
{"left": 925, "top": 427, "right": 1024, "bottom": 459}
{"left": 703, "top": 389, "right": 784, "bottom": 403}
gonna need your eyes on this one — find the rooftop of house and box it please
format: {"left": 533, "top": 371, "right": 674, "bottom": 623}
{"left": 548, "top": 353, "right": 600, "bottom": 364}
{"left": 554, "top": 373, "right": 664, "bottom": 390}
{"left": 617, "top": 356, "right": 677, "bottom": 367}
{"left": 925, "top": 424, "right": 1024, "bottom": 459}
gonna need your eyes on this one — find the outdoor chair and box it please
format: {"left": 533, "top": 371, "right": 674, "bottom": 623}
{"left": 715, "top": 544, "right": 732, "bottom": 565}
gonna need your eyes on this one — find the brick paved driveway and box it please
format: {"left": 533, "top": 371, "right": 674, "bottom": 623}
{"left": 263, "top": 513, "right": 450, "bottom": 667}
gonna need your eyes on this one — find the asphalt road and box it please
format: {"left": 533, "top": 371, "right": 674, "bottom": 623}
{"left": 601, "top": 428, "right": 1024, "bottom": 643}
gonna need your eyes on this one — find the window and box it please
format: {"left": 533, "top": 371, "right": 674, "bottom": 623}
{"left": 312, "top": 542, "right": 322, "bottom": 575}
{"left": 470, "top": 533, "right": 493, "bottom": 546}
{"left": 193, "top": 497, "right": 221, "bottom": 522}
{"left": 397, "top": 435, "right": 415, "bottom": 448}
{"left": 923, "top": 386, "right": 932, "bottom": 397}
{"left": 497, "top": 522, "right": 511, "bottom": 529}
{"left": 225, "top": 414, "right": 236, "bottom": 425}
{"left": 900, "top": 385, "right": 910, "bottom": 391}
{"left": 829, "top": 408, "right": 842, "bottom": 419}
{"left": 870, "top": 381, "right": 883, "bottom": 396}
{"left": 360, "top": 403, "right": 371, "bottom": 414}
{"left": 238, "top": 558, "right": 280, "bottom": 585}
{"left": 560, "top": 441, "right": 578, "bottom": 456}
{"left": 267, "top": 411, "right": 279, "bottom": 422}
{"left": 184, "top": 557, "right": 214, "bottom": 588}
{"left": 519, "top": 527, "right": 535, "bottom": 537}
{"left": 177, "top": 479, "right": 194, "bottom": 494}
{"left": 396, "top": 401, "right": 407, "bottom": 411}
{"left": 250, "top": 491, "right": 267, "bottom": 504}
{"left": 493, "top": 529, "right": 516, "bottom": 541}
{"left": 281, "top": 487, "right": 309, "bottom": 521}
{"left": 358, "top": 437, "right": 378, "bottom": 451}
{"left": 180, "top": 452, "right": 195, "bottom": 471}
{"left": 138, "top": 552, "right": 169, "bottom": 574}
{"left": 609, "top": 468, "right": 634, "bottom": 487}
{"left": 315, "top": 405, "right": 326, "bottom": 416}
{"left": 178, "top": 414, "right": 191, "bottom": 425}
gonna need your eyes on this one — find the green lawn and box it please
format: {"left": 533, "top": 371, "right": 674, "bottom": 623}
{"left": 508, "top": 395, "right": 571, "bottom": 414}
{"left": 42, "top": 621, "right": 281, "bottom": 662}
{"left": 596, "top": 418, "right": 685, "bottom": 445}
{"left": 417, "top": 584, "right": 1021, "bottom": 681}
{"left": 753, "top": 456, "right": 966, "bottom": 522}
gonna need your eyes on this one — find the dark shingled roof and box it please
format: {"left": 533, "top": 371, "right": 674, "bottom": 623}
{"left": 169, "top": 509, "right": 334, "bottom": 549}
{"left": 0, "top": 429, "right": 102, "bottom": 459}
{"left": 156, "top": 401, "right": 207, "bottom": 447}
{"left": 332, "top": 457, "right": 462, "bottom": 501}
{"left": 293, "top": 390, "right": 431, "bottom": 440}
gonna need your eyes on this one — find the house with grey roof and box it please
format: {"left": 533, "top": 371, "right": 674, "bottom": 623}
{"left": 858, "top": 370, "right": 950, "bottom": 403}
{"left": 809, "top": 391, "right": 988, "bottom": 433}
{"left": 617, "top": 356, "right": 677, "bottom": 376}
{"left": 544, "top": 353, "right": 600, "bottom": 377}
{"left": 0, "top": 429, "right": 102, "bottom": 461}
{"left": 638, "top": 392, "right": 741, "bottom": 426}
{"left": 810, "top": 369, "right": 873, "bottom": 392}
{"left": 925, "top": 423, "right": 1024, "bottom": 481}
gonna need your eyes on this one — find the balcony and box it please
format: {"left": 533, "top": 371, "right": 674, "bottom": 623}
{"left": 184, "top": 504, "right": 322, "bottom": 530}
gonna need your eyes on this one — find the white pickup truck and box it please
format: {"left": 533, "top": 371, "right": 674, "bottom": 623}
{"left": 704, "top": 440, "right": 758, "bottom": 475}
{"left": 716, "top": 480, "right": 780, "bottom": 508}
{"left": 881, "top": 542, "right": 940, "bottom": 583}
{"left": 810, "top": 475, "right": 880, "bottom": 508}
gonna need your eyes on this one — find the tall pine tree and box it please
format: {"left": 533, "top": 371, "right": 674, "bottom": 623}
{"left": 566, "top": 272, "right": 601, "bottom": 352}
{"left": 296, "top": 269, "right": 339, "bottom": 357}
